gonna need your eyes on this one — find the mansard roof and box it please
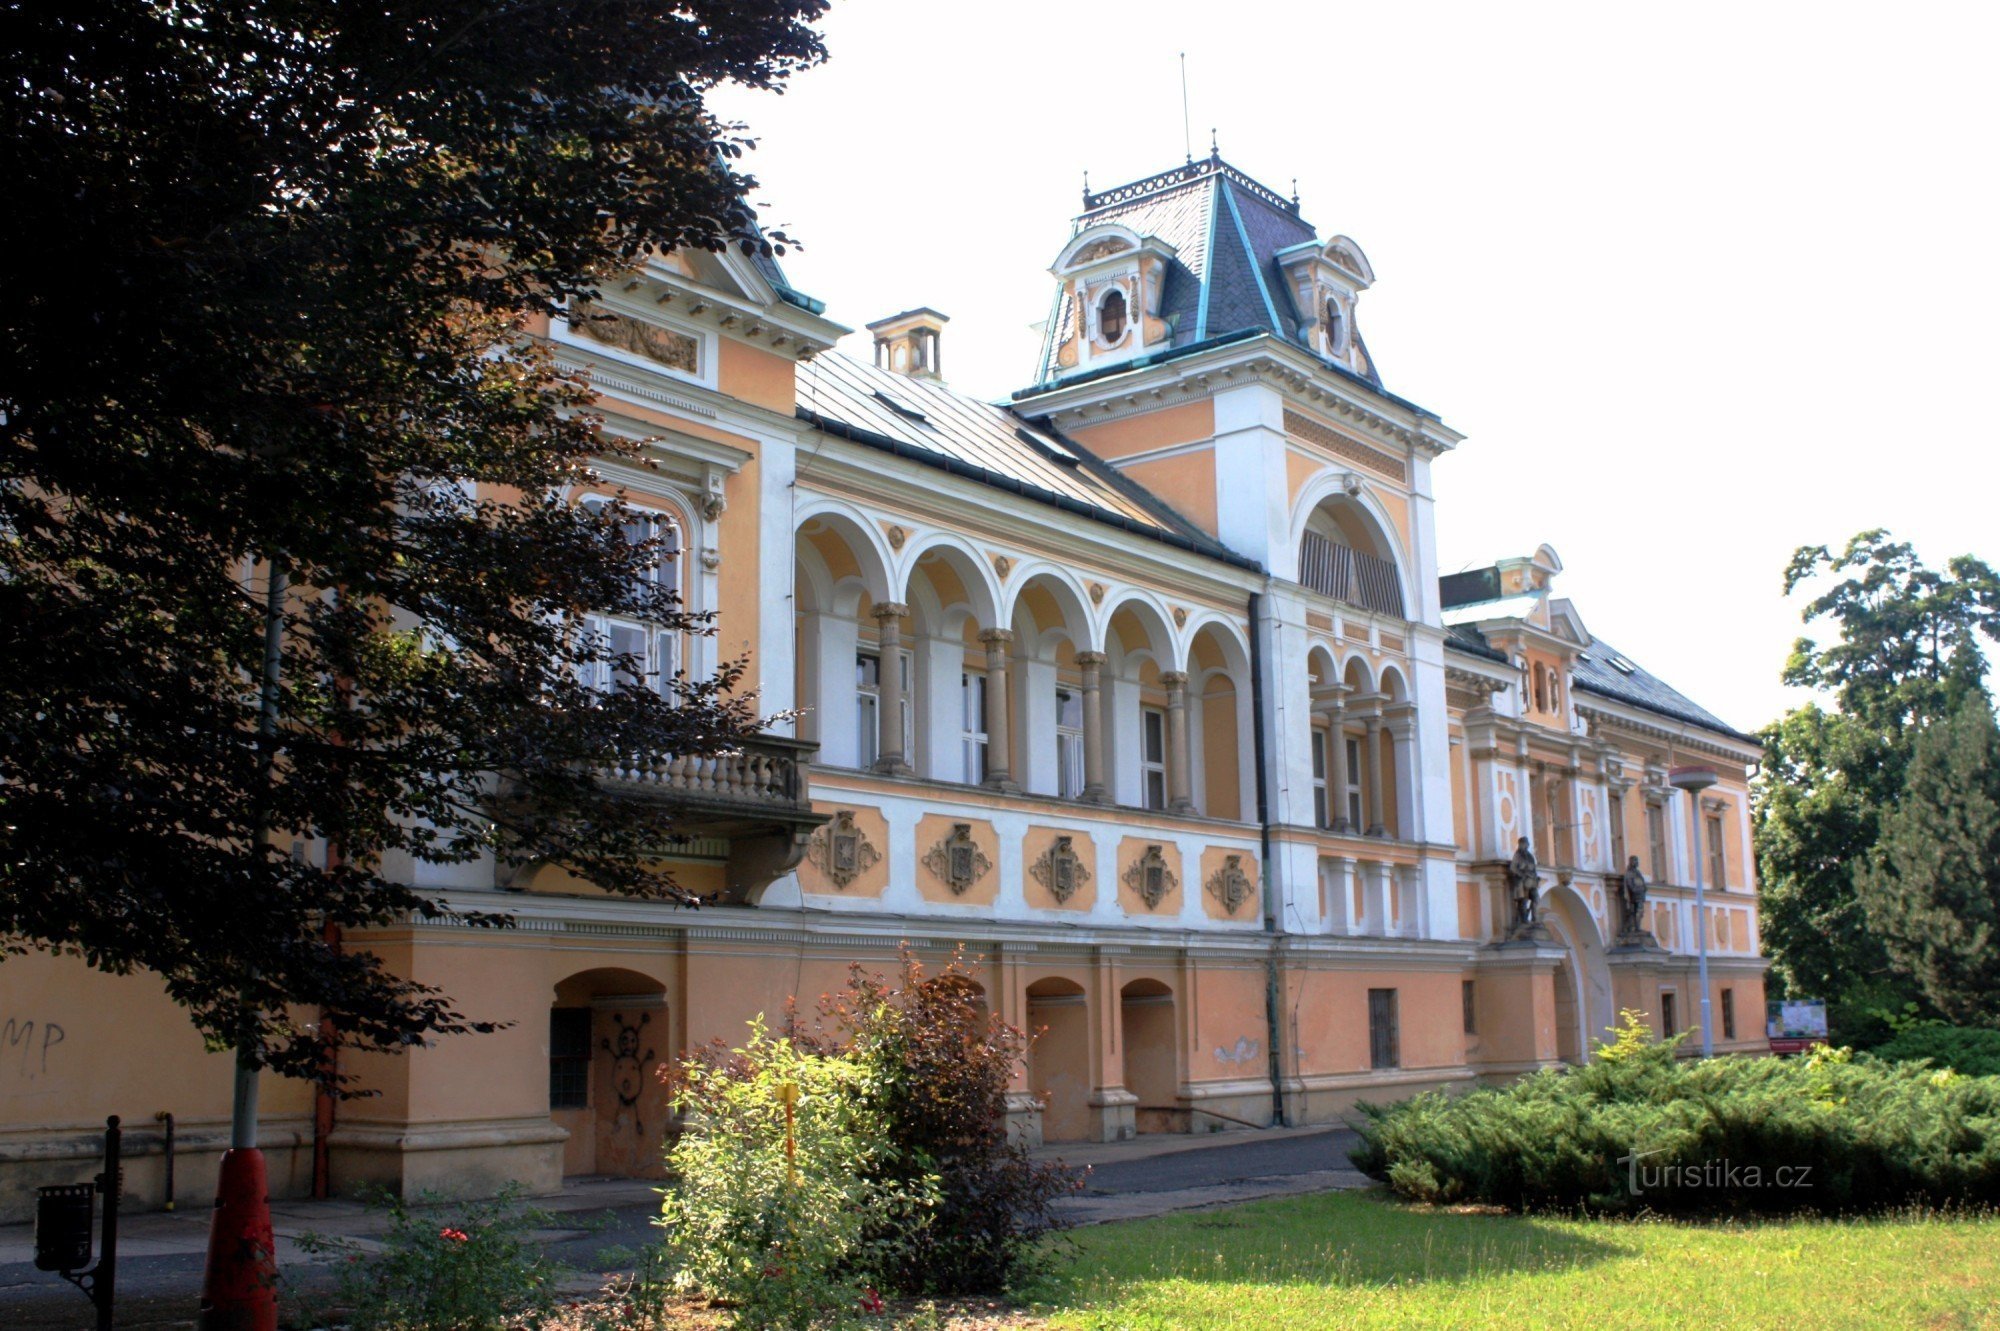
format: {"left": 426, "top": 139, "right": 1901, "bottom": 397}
{"left": 795, "top": 352, "right": 1254, "bottom": 569}
{"left": 1029, "top": 153, "right": 1384, "bottom": 390}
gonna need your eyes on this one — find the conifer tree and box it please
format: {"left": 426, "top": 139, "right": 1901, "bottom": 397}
{"left": 1860, "top": 699, "right": 2000, "bottom": 1028}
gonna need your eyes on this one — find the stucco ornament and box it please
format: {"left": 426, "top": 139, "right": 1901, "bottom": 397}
{"left": 924, "top": 822, "right": 992, "bottom": 895}
{"left": 571, "top": 299, "right": 699, "bottom": 374}
{"left": 1505, "top": 836, "right": 1543, "bottom": 937}
{"left": 1030, "top": 835, "right": 1091, "bottom": 904}
{"left": 1616, "top": 855, "right": 1655, "bottom": 943}
{"left": 1205, "top": 854, "right": 1254, "bottom": 917}
{"left": 1124, "top": 844, "right": 1179, "bottom": 910}
{"left": 806, "top": 809, "right": 878, "bottom": 890}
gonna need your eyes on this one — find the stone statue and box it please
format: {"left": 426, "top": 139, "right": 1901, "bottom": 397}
{"left": 1506, "top": 836, "right": 1541, "bottom": 933}
{"left": 1617, "top": 855, "right": 1652, "bottom": 941}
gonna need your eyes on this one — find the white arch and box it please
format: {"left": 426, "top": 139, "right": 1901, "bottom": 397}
{"left": 1051, "top": 222, "right": 1146, "bottom": 275}
{"left": 793, "top": 496, "right": 894, "bottom": 604}
{"left": 1100, "top": 589, "right": 1179, "bottom": 672}
{"left": 896, "top": 530, "right": 1002, "bottom": 631}
{"left": 1286, "top": 471, "right": 1417, "bottom": 619}
{"left": 1002, "top": 561, "right": 1094, "bottom": 653}
{"left": 1378, "top": 663, "right": 1411, "bottom": 704}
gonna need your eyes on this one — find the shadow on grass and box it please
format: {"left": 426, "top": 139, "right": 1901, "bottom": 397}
{"left": 1032, "top": 1188, "right": 1628, "bottom": 1301}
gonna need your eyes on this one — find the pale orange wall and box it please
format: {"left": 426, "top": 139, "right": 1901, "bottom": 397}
{"left": 1115, "top": 837, "right": 1184, "bottom": 918}
{"left": 1119, "top": 450, "right": 1218, "bottom": 535}
{"left": 1198, "top": 846, "right": 1260, "bottom": 922}
{"left": 914, "top": 814, "right": 1000, "bottom": 906}
{"left": 1066, "top": 400, "right": 1214, "bottom": 460}
{"left": 798, "top": 803, "right": 891, "bottom": 898}
{"left": 1287, "top": 969, "right": 1465, "bottom": 1075}
{"left": 1021, "top": 825, "right": 1099, "bottom": 912}
{"left": 716, "top": 337, "right": 797, "bottom": 415}
{"left": 1200, "top": 681, "right": 1241, "bottom": 820}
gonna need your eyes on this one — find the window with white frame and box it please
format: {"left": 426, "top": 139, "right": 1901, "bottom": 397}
{"left": 1706, "top": 812, "right": 1728, "bottom": 889}
{"left": 581, "top": 497, "right": 683, "bottom": 696}
{"left": 1646, "top": 799, "right": 1669, "bottom": 882}
{"left": 1140, "top": 706, "right": 1168, "bottom": 811}
{"left": 961, "top": 670, "right": 988, "bottom": 784}
{"left": 1311, "top": 726, "right": 1330, "bottom": 828}
{"left": 1056, "top": 686, "right": 1086, "bottom": 799}
{"left": 1096, "top": 288, "right": 1128, "bottom": 344}
{"left": 855, "top": 649, "right": 911, "bottom": 770}
{"left": 1344, "top": 735, "right": 1364, "bottom": 828}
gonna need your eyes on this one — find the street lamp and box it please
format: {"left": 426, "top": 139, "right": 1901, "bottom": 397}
{"left": 1668, "top": 764, "right": 1718, "bottom": 1057}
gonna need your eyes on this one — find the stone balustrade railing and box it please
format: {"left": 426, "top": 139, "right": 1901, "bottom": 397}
{"left": 597, "top": 734, "right": 814, "bottom": 812}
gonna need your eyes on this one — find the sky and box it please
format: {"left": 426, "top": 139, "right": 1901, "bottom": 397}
{"left": 711, "top": 1, "right": 1999, "bottom": 735}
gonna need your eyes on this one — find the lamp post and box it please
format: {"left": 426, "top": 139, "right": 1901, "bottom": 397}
{"left": 1668, "top": 764, "right": 1718, "bottom": 1057}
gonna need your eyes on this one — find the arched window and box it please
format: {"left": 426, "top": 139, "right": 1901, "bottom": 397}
{"left": 1324, "top": 297, "right": 1346, "bottom": 354}
{"left": 1097, "top": 288, "right": 1128, "bottom": 343}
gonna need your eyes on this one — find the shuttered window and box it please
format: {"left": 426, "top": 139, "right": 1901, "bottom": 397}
{"left": 1368, "top": 988, "right": 1400, "bottom": 1069}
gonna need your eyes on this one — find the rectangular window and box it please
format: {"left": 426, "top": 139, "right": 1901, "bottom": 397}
{"left": 1141, "top": 707, "right": 1168, "bottom": 811}
{"left": 1345, "top": 737, "right": 1364, "bottom": 828}
{"left": 1706, "top": 813, "right": 1728, "bottom": 890}
{"left": 581, "top": 498, "right": 683, "bottom": 697}
{"left": 1368, "top": 988, "right": 1400, "bottom": 1069}
{"left": 1608, "top": 791, "right": 1627, "bottom": 868}
{"left": 855, "top": 652, "right": 880, "bottom": 769}
{"left": 1660, "top": 991, "right": 1678, "bottom": 1039}
{"left": 1721, "top": 987, "right": 1737, "bottom": 1041}
{"left": 961, "top": 670, "right": 988, "bottom": 785}
{"left": 1462, "top": 980, "right": 1477, "bottom": 1036}
{"left": 549, "top": 1008, "right": 592, "bottom": 1110}
{"left": 1647, "top": 801, "right": 1668, "bottom": 882}
{"left": 1311, "top": 728, "right": 1329, "bottom": 828}
{"left": 1056, "top": 687, "right": 1086, "bottom": 799}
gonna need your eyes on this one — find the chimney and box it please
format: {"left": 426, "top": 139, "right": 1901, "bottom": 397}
{"left": 866, "top": 308, "right": 949, "bottom": 381}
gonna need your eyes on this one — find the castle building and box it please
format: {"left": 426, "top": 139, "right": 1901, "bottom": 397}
{"left": 0, "top": 152, "right": 1766, "bottom": 1214}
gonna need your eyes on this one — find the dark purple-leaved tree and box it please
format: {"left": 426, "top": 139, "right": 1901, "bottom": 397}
{"left": 0, "top": 0, "right": 829, "bottom": 1079}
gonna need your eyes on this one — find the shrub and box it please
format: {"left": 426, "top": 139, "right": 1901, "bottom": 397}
{"left": 660, "top": 1017, "right": 935, "bottom": 1329}
{"left": 292, "top": 1186, "right": 562, "bottom": 1330}
{"left": 1354, "top": 1010, "right": 2000, "bottom": 1215}
{"left": 1871, "top": 1024, "right": 2000, "bottom": 1077}
{"left": 819, "top": 951, "right": 1080, "bottom": 1295}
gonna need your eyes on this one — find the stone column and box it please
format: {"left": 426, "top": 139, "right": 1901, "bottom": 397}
{"left": 1363, "top": 710, "right": 1386, "bottom": 837}
{"left": 1327, "top": 701, "right": 1353, "bottom": 833}
{"left": 1077, "top": 651, "right": 1108, "bottom": 802}
{"left": 870, "top": 603, "right": 910, "bottom": 775}
{"left": 979, "top": 629, "right": 1017, "bottom": 792}
{"left": 1162, "top": 670, "right": 1194, "bottom": 813}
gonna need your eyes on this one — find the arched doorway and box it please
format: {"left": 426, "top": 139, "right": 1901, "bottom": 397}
{"left": 1120, "top": 979, "right": 1180, "bottom": 1134}
{"left": 1542, "top": 885, "right": 1613, "bottom": 1065}
{"left": 1026, "top": 977, "right": 1090, "bottom": 1143}
{"left": 549, "top": 968, "right": 669, "bottom": 1179}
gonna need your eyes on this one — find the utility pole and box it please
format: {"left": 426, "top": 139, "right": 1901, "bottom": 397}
{"left": 197, "top": 560, "right": 286, "bottom": 1331}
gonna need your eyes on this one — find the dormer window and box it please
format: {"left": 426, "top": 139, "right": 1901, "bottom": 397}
{"left": 1324, "top": 297, "right": 1346, "bottom": 355}
{"left": 1097, "top": 288, "right": 1128, "bottom": 344}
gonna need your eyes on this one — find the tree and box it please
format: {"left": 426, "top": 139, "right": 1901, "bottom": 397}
{"left": 1755, "top": 531, "right": 2000, "bottom": 1041}
{"left": 1860, "top": 698, "right": 2000, "bottom": 1027}
{"left": 0, "top": 0, "right": 828, "bottom": 1079}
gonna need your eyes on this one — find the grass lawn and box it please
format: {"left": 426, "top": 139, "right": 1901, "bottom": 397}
{"left": 1024, "top": 1190, "right": 2000, "bottom": 1330}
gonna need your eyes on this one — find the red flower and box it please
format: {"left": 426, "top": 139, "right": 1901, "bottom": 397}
{"left": 858, "top": 1287, "right": 885, "bottom": 1314}
{"left": 439, "top": 1227, "right": 470, "bottom": 1242}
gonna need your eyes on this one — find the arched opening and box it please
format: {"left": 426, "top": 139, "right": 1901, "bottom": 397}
{"left": 1102, "top": 598, "right": 1176, "bottom": 810}
{"left": 1097, "top": 288, "right": 1128, "bottom": 344}
{"left": 1026, "top": 976, "right": 1091, "bottom": 1143}
{"left": 902, "top": 541, "right": 1000, "bottom": 784}
{"left": 1006, "top": 572, "right": 1093, "bottom": 800}
{"left": 794, "top": 511, "right": 894, "bottom": 770}
{"left": 1187, "top": 623, "right": 1252, "bottom": 822}
{"left": 549, "top": 968, "right": 669, "bottom": 1179}
{"left": 1543, "top": 886, "right": 1614, "bottom": 1066}
{"left": 1297, "top": 495, "right": 1404, "bottom": 619}
{"left": 1120, "top": 979, "right": 1180, "bottom": 1134}
{"left": 1324, "top": 296, "right": 1345, "bottom": 355}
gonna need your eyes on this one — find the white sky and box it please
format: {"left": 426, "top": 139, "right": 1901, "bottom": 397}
{"left": 711, "top": 0, "right": 2000, "bottom": 735}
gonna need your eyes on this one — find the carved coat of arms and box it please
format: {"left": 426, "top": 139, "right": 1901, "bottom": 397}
{"left": 923, "top": 822, "right": 992, "bottom": 895}
{"left": 1030, "top": 835, "right": 1091, "bottom": 905}
{"left": 1123, "top": 844, "right": 1179, "bottom": 910}
{"left": 806, "top": 810, "right": 878, "bottom": 890}
{"left": 1205, "top": 854, "right": 1254, "bottom": 916}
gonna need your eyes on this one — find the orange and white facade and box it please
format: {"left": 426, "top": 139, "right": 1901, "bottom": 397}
{"left": 1, "top": 154, "right": 1766, "bottom": 1217}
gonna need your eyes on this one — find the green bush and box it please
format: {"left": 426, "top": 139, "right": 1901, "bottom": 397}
{"left": 1872, "top": 1025, "right": 2000, "bottom": 1077}
{"left": 822, "top": 951, "right": 1079, "bottom": 1295}
{"left": 292, "top": 1186, "right": 562, "bottom": 1330}
{"left": 1353, "top": 1011, "right": 2000, "bottom": 1215}
{"left": 661, "top": 1017, "right": 936, "bottom": 1329}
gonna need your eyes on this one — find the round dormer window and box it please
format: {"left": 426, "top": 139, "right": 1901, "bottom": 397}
{"left": 1097, "top": 288, "right": 1128, "bottom": 344}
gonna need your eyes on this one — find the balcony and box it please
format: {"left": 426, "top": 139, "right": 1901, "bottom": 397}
{"left": 1298, "top": 531, "right": 1404, "bottom": 618}
{"left": 596, "top": 734, "right": 825, "bottom": 903}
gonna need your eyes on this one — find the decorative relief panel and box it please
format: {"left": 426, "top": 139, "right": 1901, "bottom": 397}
{"left": 1030, "top": 835, "right": 1091, "bottom": 905}
{"left": 1205, "top": 854, "right": 1254, "bottom": 917}
{"left": 1123, "top": 844, "right": 1179, "bottom": 911}
{"left": 806, "top": 810, "right": 878, "bottom": 890}
{"left": 1282, "top": 409, "right": 1409, "bottom": 484}
{"left": 923, "top": 822, "right": 992, "bottom": 896}
{"left": 570, "top": 300, "right": 700, "bottom": 375}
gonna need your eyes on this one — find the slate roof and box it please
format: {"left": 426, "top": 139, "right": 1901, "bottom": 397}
{"left": 795, "top": 352, "right": 1254, "bottom": 569}
{"left": 1031, "top": 155, "right": 1383, "bottom": 390}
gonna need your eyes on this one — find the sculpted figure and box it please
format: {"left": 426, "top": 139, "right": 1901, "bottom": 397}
{"left": 1506, "top": 836, "right": 1540, "bottom": 931}
{"left": 1618, "top": 855, "right": 1651, "bottom": 939}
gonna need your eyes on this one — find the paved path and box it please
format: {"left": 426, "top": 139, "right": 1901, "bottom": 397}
{"left": 0, "top": 1125, "right": 1369, "bottom": 1327}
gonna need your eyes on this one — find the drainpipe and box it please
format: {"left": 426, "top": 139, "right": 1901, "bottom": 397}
{"left": 1248, "top": 592, "right": 1288, "bottom": 1127}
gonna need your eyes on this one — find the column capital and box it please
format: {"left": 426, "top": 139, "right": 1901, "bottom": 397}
{"left": 1160, "top": 670, "right": 1190, "bottom": 690}
{"left": 977, "top": 627, "right": 1014, "bottom": 647}
{"left": 1074, "top": 650, "right": 1108, "bottom": 668}
{"left": 871, "top": 601, "right": 910, "bottom": 622}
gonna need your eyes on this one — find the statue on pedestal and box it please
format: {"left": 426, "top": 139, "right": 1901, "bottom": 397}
{"left": 1616, "top": 855, "right": 1654, "bottom": 944}
{"left": 1506, "top": 836, "right": 1542, "bottom": 937}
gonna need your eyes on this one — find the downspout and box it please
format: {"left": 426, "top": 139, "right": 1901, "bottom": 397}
{"left": 1248, "top": 592, "right": 1288, "bottom": 1127}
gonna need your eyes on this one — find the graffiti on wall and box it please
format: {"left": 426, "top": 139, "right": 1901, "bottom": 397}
{"left": 2, "top": 1017, "right": 66, "bottom": 1081}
